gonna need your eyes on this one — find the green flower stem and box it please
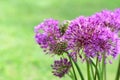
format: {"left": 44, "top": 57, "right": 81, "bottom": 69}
{"left": 90, "top": 63, "right": 94, "bottom": 80}
{"left": 65, "top": 51, "right": 84, "bottom": 80}
{"left": 98, "top": 61, "right": 101, "bottom": 74}
{"left": 98, "top": 62, "right": 101, "bottom": 80}
{"left": 94, "top": 58, "right": 98, "bottom": 80}
{"left": 74, "top": 61, "right": 85, "bottom": 80}
{"left": 102, "top": 54, "right": 106, "bottom": 80}
{"left": 68, "top": 55, "right": 77, "bottom": 80}
{"left": 87, "top": 59, "right": 92, "bottom": 80}
{"left": 104, "top": 63, "right": 106, "bottom": 80}
{"left": 90, "top": 59, "right": 100, "bottom": 80}
{"left": 115, "top": 56, "right": 120, "bottom": 80}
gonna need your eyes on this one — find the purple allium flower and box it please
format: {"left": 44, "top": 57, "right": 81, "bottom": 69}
{"left": 51, "top": 58, "right": 71, "bottom": 78}
{"left": 113, "top": 8, "right": 120, "bottom": 32}
{"left": 90, "top": 9, "right": 120, "bottom": 33}
{"left": 34, "top": 18, "right": 67, "bottom": 55}
{"left": 64, "top": 16, "right": 120, "bottom": 62}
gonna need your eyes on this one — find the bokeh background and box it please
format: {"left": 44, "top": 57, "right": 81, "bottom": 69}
{"left": 0, "top": 0, "right": 120, "bottom": 80}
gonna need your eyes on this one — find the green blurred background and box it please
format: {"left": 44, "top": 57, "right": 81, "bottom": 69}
{"left": 0, "top": 0, "right": 120, "bottom": 80}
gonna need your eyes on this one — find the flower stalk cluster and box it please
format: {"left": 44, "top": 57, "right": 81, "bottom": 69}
{"left": 34, "top": 8, "right": 120, "bottom": 80}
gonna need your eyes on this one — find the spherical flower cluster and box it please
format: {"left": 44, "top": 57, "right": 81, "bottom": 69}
{"left": 64, "top": 15, "right": 120, "bottom": 62}
{"left": 34, "top": 18, "right": 67, "bottom": 55}
{"left": 90, "top": 9, "right": 120, "bottom": 33}
{"left": 51, "top": 58, "right": 71, "bottom": 78}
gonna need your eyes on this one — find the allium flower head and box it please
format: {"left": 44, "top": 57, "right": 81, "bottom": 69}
{"left": 64, "top": 16, "right": 120, "bottom": 62}
{"left": 90, "top": 9, "right": 120, "bottom": 33}
{"left": 51, "top": 58, "right": 71, "bottom": 78}
{"left": 113, "top": 8, "right": 120, "bottom": 32}
{"left": 34, "top": 18, "right": 67, "bottom": 55}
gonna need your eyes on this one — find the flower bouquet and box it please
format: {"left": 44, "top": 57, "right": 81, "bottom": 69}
{"left": 34, "top": 8, "right": 120, "bottom": 80}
